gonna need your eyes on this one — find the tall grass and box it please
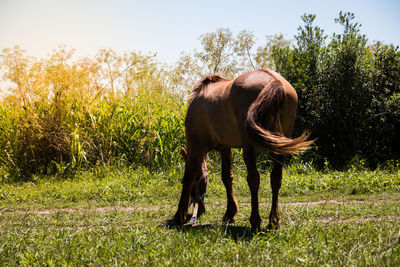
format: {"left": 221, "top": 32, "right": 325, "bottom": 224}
{"left": 0, "top": 47, "right": 186, "bottom": 181}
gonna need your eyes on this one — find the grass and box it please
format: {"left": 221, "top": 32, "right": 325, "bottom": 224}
{"left": 0, "top": 164, "right": 400, "bottom": 265}
{"left": 1, "top": 162, "right": 399, "bottom": 210}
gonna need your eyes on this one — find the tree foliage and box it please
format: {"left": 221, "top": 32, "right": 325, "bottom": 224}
{"left": 174, "top": 29, "right": 290, "bottom": 92}
{"left": 273, "top": 12, "right": 400, "bottom": 167}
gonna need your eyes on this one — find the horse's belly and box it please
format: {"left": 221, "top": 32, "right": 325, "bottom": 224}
{"left": 217, "top": 135, "right": 243, "bottom": 148}
{"left": 207, "top": 116, "right": 243, "bottom": 149}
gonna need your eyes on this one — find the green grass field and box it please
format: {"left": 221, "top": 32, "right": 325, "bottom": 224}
{"left": 1, "top": 164, "right": 399, "bottom": 266}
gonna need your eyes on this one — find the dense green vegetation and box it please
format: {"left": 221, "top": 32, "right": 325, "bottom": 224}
{"left": 0, "top": 48, "right": 186, "bottom": 181}
{"left": 273, "top": 12, "right": 400, "bottom": 167}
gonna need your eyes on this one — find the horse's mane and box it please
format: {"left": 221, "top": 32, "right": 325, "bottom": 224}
{"left": 189, "top": 74, "right": 226, "bottom": 103}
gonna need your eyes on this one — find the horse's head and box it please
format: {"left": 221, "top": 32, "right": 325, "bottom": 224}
{"left": 180, "top": 147, "right": 208, "bottom": 216}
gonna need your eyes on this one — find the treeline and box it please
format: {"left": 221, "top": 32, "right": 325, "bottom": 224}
{"left": 0, "top": 12, "right": 399, "bottom": 181}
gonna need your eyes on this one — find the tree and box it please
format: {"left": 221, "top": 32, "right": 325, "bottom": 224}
{"left": 197, "top": 28, "right": 237, "bottom": 75}
{"left": 233, "top": 30, "right": 256, "bottom": 70}
{"left": 255, "top": 34, "right": 291, "bottom": 70}
{"left": 273, "top": 12, "right": 400, "bottom": 167}
{"left": 174, "top": 28, "right": 291, "bottom": 93}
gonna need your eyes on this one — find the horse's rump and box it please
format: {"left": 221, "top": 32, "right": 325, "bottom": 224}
{"left": 245, "top": 72, "right": 312, "bottom": 155}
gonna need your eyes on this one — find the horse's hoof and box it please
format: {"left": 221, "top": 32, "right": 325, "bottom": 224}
{"left": 197, "top": 205, "right": 206, "bottom": 218}
{"left": 222, "top": 214, "right": 235, "bottom": 224}
{"left": 267, "top": 222, "right": 279, "bottom": 230}
{"left": 166, "top": 218, "right": 183, "bottom": 229}
{"left": 251, "top": 224, "right": 261, "bottom": 233}
{"left": 250, "top": 214, "right": 261, "bottom": 232}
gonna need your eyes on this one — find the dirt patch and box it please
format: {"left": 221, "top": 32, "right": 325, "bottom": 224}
{"left": 1, "top": 205, "right": 160, "bottom": 215}
{"left": 282, "top": 198, "right": 400, "bottom": 206}
{"left": 316, "top": 215, "right": 400, "bottom": 223}
{"left": 238, "top": 198, "right": 400, "bottom": 208}
{"left": 1, "top": 198, "right": 399, "bottom": 216}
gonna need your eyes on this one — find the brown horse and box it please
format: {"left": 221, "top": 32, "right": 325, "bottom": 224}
{"left": 170, "top": 69, "right": 312, "bottom": 230}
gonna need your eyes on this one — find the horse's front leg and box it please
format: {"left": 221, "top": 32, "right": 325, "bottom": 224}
{"left": 243, "top": 146, "right": 261, "bottom": 232}
{"left": 268, "top": 156, "right": 284, "bottom": 229}
{"left": 221, "top": 148, "right": 238, "bottom": 223}
{"left": 171, "top": 154, "right": 204, "bottom": 226}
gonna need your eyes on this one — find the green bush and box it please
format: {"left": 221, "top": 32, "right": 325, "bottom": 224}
{"left": 273, "top": 12, "right": 400, "bottom": 167}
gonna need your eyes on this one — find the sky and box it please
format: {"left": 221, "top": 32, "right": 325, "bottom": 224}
{"left": 0, "top": 0, "right": 399, "bottom": 64}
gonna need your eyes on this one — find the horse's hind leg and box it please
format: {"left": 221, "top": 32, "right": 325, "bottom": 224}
{"left": 268, "top": 155, "right": 284, "bottom": 229}
{"left": 243, "top": 146, "right": 261, "bottom": 231}
{"left": 172, "top": 148, "right": 207, "bottom": 225}
{"left": 221, "top": 148, "right": 238, "bottom": 223}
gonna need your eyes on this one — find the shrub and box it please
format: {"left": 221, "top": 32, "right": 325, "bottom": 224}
{"left": 273, "top": 12, "right": 400, "bottom": 167}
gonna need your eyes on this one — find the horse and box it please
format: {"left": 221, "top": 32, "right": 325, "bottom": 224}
{"left": 170, "top": 69, "right": 313, "bottom": 231}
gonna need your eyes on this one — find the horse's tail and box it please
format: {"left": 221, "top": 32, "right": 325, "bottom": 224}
{"left": 246, "top": 79, "right": 312, "bottom": 155}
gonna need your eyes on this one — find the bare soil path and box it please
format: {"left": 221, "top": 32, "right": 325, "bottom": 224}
{"left": 2, "top": 198, "right": 399, "bottom": 216}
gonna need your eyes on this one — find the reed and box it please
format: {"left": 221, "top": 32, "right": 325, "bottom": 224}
{"left": 0, "top": 47, "right": 186, "bottom": 181}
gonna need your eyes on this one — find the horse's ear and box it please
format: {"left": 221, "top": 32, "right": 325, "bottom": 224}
{"left": 180, "top": 147, "right": 187, "bottom": 161}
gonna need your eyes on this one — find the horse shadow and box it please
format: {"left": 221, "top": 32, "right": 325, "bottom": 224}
{"left": 167, "top": 215, "right": 276, "bottom": 242}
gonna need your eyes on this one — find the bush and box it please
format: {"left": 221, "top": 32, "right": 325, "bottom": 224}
{"left": 273, "top": 12, "right": 400, "bottom": 167}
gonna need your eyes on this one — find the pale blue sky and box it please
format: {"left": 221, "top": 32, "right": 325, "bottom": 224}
{"left": 0, "top": 0, "right": 399, "bottom": 64}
